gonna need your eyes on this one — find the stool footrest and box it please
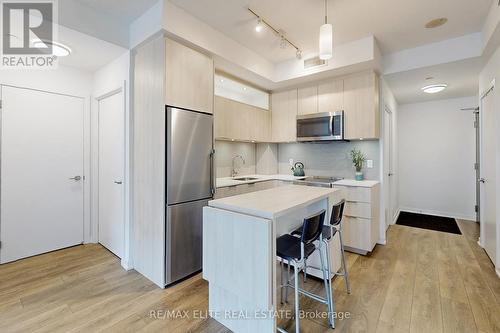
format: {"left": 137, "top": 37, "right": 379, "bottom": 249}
{"left": 280, "top": 282, "right": 330, "bottom": 306}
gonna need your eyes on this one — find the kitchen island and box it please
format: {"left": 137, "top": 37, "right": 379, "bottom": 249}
{"left": 202, "top": 185, "right": 343, "bottom": 333}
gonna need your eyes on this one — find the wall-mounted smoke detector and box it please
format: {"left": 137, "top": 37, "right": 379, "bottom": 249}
{"left": 425, "top": 18, "right": 448, "bottom": 29}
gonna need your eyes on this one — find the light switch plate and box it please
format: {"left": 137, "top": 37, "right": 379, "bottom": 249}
{"left": 367, "top": 160, "right": 374, "bottom": 169}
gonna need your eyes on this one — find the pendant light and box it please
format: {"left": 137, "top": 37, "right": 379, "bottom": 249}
{"left": 319, "top": 0, "right": 333, "bottom": 60}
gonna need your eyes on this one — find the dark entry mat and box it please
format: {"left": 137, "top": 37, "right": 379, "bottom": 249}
{"left": 396, "top": 211, "right": 462, "bottom": 235}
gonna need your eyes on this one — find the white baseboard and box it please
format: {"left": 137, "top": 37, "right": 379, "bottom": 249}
{"left": 398, "top": 207, "right": 475, "bottom": 221}
{"left": 496, "top": 267, "right": 500, "bottom": 279}
{"left": 377, "top": 239, "right": 387, "bottom": 245}
{"left": 392, "top": 209, "right": 401, "bottom": 225}
{"left": 121, "top": 259, "right": 133, "bottom": 271}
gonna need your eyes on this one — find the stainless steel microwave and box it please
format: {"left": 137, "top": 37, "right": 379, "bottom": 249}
{"left": 296, "top": 111, "right": 344, "bottom": 141}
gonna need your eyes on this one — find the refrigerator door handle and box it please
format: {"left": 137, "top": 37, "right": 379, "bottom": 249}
{"left": 210, "top": 148, "right": 216, "bottom": 195}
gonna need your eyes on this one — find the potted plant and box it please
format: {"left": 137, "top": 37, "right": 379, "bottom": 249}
{"left": 350, "top": 149, "right": 366, "bottom": 181}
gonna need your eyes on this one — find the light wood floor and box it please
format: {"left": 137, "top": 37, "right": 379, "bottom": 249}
{"left": 1, "top": 221, "right": 499, "bottom": 333}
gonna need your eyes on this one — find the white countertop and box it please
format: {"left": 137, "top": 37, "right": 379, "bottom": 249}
{"left": 216, "top": 174, "right": 305, "bottom": 188}
{"left": 209, "top": 185, "right": 340, "bottom": 219}
{"left": 216, "top": 174, "right": 379, "bottom": 189}
{"left": 333, "top": 179, "right": 380, "bottom": 188}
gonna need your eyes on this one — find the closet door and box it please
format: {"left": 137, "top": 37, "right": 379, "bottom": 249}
{"left": 0, "top": 85, "right": 84, "bottom": 263}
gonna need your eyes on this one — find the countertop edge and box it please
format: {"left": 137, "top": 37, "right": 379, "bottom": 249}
{"left": 208, "top": 186, "right": 341, "bottom": 220}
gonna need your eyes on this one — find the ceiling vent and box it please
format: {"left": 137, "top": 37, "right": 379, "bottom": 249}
{"left": 304, "top": 56, "right": 327, "bottom": 69}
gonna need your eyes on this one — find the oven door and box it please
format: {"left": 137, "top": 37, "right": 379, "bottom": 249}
{"left": 296, "top": 111, "right": 343, "bottom": 141}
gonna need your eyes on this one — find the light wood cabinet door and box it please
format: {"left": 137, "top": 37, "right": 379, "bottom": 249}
{"left": 214, "top": 96, "right": 270, "bottom": 142}
{"left": 165, "top": 38, "right": 214, "bottom": 114}
{"left": 214, "top": 96, "right": 231, "bottom": 139}
{"left": 318, "top": 79, "right": 343, "bottom": 113}
{"left": 257, "top": 109, "right": 271, "bottom": 142}
{"left": 298, "top": 85, "right": 318, "bottom": 115}
{"left": 343, "top": 71, "right": 380, "bottom": 140}
{"left": 271, "top": 89, "right": 297, "bottom": 142}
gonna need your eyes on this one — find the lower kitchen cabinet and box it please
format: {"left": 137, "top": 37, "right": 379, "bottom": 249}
{"left": 334, "top": 183, "right": 380, "bottom": 254}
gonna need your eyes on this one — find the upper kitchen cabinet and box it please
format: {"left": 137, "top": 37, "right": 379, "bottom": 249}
{"left": 165, "top": 38, "right": 214, "bottom": 114}
{"left": 318, "top": 78, "right": 343, "bottom": 113}
{"left": 214, "top": 75, "right": 271, "bottom": 142}
{"left": 214, "top": 95, "right": 270, "bottom": 142}
{"left": 297, "top": 85, "right": 318, "bottom": 115}
{"left": 343, "top": 71, "right": 380, "bottom": 140}
{"left": 271, "top": 89, "right": 298, "bottom": 142}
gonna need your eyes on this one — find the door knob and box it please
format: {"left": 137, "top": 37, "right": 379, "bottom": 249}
{"left": 69, "top": 175, "right": 82, "bottom": 181}
{"left": 479, "top": 178, "right": 486, "bottom": 183}
{"left": 114, "top": 181, "right": 123, "bottom": 184}
{"left": 388, "top": 173, "right": 394, "bottom": 177}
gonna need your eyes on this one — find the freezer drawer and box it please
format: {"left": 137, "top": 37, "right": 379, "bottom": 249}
{"left": 166, "top": 107, "right": 213, "bottom": 205}
{"left": 166, "top": 199, "right": 207, "bottom": 285}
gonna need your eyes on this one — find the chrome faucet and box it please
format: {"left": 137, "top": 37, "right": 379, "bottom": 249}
{"left": 231, "top": 155, "right": 245, "bottom": 178}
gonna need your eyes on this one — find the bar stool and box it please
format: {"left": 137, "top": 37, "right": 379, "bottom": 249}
{"left": 276, "top": 209, "right": 333, "bottom": 333}
{"left": 291, "top": 199, "right": 351, "bottom": 329}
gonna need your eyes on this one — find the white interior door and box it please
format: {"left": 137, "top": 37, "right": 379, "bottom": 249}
{"left": 98, "top": 90, "right": 124, "bottom": 258}
{"left": 383, "top": 107, "right": 394, "bottom": 227}
{"left": 480, "top": 88, "right": 497, "bottom": 264}
{"left": 0, "top": 85, "right": 84, "bottom": 263}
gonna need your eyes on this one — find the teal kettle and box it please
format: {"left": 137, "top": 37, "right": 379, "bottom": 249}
{"left": 292, "top": 162, "right": 305, "bottom": 177}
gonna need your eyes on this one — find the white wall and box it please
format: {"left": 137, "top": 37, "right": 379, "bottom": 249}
{"left": 479, "top": 44, "right": 500, "bottom": 273}
{"left": 92, "top": 51, "right": 131, "bottom": 269}
{"left": 398, "top": 96, "right": 477, "bottom": 221}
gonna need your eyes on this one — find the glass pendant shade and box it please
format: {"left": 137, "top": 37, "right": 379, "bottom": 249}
{"left": 319, "top": 23, "right": 333, "bottom": 60}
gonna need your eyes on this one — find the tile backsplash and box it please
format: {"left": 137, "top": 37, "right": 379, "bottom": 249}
{"left": 278, "top": 141, "right": 380, "bottom": 180}
{"left": 215, "top": 141, "right": 256, "bottom": 177}
{"left": 216, "top": 140, "right": 380, "bottom": 180}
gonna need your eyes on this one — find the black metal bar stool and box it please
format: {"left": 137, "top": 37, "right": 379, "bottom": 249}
{"left": 291, "top": 199, "right": 351, "bottom": 329}
{"left": 276, "top": 209, "right": 333, "bottom": 333}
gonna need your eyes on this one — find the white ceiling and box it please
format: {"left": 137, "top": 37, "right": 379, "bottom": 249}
{"left": 384, "top": 58, "right": 482, "bottom": 104}
{"left": 171, "top": 0, "right": 492, "bottom": 63}
{"left": 74, "top": 0, "right": 159, "bottom": 24}
{"left": 57, "top": 25, "right": 127, "bottom": 72}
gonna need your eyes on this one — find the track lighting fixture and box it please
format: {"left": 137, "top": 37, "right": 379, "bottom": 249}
{"left": 248, "top": 8, "right": 303, "bottom": 60}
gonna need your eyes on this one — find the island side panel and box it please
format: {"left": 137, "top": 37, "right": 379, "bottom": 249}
{"left": 203, "top": 207, "right": 275, "bottom": 333}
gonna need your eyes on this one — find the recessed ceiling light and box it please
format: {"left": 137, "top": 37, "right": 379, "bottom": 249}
{"left": 422, "top": 84, "right": 448, "bottom": 94}
{"left": 32, "top": 39, "right": 72, "bottom": 57}
{"left": 425, "top": 18, "right": 448, "bottom": 29}
{"left": 243, "top": 87, "right": 247, "bottom": 91}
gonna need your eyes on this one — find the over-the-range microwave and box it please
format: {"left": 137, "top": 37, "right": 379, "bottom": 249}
{"left": 296, "top": 111, "right": 344, "bottom": 142}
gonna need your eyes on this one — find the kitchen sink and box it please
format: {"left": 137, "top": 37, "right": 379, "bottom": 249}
{"left": 233, "top": 177, "right": 260, "bottom": 181}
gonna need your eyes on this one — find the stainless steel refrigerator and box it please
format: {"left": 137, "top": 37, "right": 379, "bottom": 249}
{"left": 165, "top": 106, "right": 214, "bottom": 286}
